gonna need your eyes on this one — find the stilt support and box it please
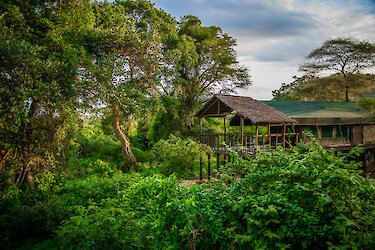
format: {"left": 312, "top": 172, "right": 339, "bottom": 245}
{"left": 208, "top": 154, "right": 211, "bottom": 180}
{"left": 199, "top": 157, "right": 202, "bottom": 181}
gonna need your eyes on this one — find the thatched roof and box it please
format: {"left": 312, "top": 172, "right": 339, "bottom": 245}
{"left": 195, "top": 94, "right": 296, "bottom": 125}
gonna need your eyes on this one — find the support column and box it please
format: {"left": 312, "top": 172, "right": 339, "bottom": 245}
{"left": 199, "top": 157, "right": 203, "bottom": 181}
{"left": 268, "top": 123, "right": 271, "bottom": 148}
{"left": 216, "top": 153, "right": 220, "bottom": 170}
{"left": 240, "top": 116, "right": 244, "bottom": 146}
{"left": 224, "top": 117, "right": 227, "bottom": 145}
{"left": 207, "top": 154, "right": 211, "bottom": 180}
{"left": 282, "top": 123, "right": 286, "bottom": 148}
{"left": 199, "top": 117, "right": 202, "bottom": 144}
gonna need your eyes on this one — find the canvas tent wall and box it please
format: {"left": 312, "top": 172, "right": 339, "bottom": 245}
{"left": 262, "top": 101, "right": 375, "bottom": 146}
{"left": 261, "top": 101, "right": 375, "bottom": 125}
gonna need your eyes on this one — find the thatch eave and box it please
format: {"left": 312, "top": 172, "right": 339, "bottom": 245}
{"left": 195, "top": 94, "right": 296, "bottom": 125}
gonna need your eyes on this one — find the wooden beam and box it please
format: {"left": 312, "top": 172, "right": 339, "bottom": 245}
{"left": 199, "top": 157, "right": 202, "bottom": 181}
{"left": 216, "top": 153, "right": 220, "bottom": 170}
{"left": 198, "top": 98, "right": 219, "bottom": 117}
{"left": 199, "top": 117, "right": 202, "bottom": 143}
{"left": 241, "top": 116, "right": 244, "bottom": 146}
{"left": 207, "top": 154, "right": 211, "bottom": 180}
{"left": 282, "top": 123, "right": 286, "bottom": 148}
{"left": 268, "top": 123, "right": 271, "bottom": 148}
{"left": 224, "top": 117, "right": 227, "bottom": 145}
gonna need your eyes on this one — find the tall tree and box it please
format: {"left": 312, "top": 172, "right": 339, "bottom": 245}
{"left": 300, "top": 38, "right": 375, "bottom": 101}
{"left": 0, "top": 0, "right": 93, "bottom": 188}
{"left": 177, "top": 15, "right": 251, "bottom": 105}
{"left": 272, "top": 75, "right": 317, "bottom": 101}
{"left": 156, "top": 15, "right": 251, "bottom": 136}
{"left": 81, "top": 0, "right": 164, "bottom": 170}
{"left": 272, "top": 74, "right": 375, "bottom": 101}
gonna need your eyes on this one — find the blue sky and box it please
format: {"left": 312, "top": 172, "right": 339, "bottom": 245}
{"left": 152, "top": 0, "right": 375, "bottom": 99}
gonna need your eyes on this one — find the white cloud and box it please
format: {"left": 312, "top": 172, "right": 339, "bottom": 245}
{"left": 154, "top": 0, "right": 375, "bottom": 99}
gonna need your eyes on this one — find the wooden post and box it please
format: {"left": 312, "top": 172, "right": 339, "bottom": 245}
{"left": 282, "top": 123, "right": 286, "bottom": 148}
{"left": 255, "top": 126, "right": 259, "bottom": 148}
{"left": 224, "top": 116, "right": 227, "bottom": 144}
{"left": 208, "top": 154, "right": 211, "bottom": 180}
{"left": 240, "top": 116, "right": 244, "bottom": 146}
{"left": 199, "top": 117, "right": 202, "bottom": 143}
{"left": 199, "top": 157, "right": 203, "bottom": 181}
{"left": 216, "top": 153, "right": 220, "bottom": 170}
{"left": 268, "top": 123, "right": 271, "bottom": 148}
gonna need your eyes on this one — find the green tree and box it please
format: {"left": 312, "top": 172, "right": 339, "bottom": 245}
{"left": 272, "top": 75, "right": 317, "bottom": 100}
{"left": 300, "top": 38, "right": 375, "bottom": 101}
{"left": 176, "top": 15, "right": 251, "bottom": 110}
{"left": 79, "top": 0, "right": 165, "bottom": 171}
{"left": 151, "top": 15, "right": 251, "bottom": 139}
{"left": 272, "top": 73, "right": 375, "bottom": 101}
{"left": 358, "top": 97, "right": 375, "bottom": 113}
{"left": 0, "top": 0, "right": 92, "bottom": 189}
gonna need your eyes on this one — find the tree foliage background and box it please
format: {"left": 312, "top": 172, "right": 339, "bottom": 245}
{"left": 273, "top": 38, "right": 375, "bottom": 108}
{"left": 0, "top": 0, "right": 250, "bottom": 192}
{"left": 1, "top": 1, "right": 375, "bottom": 249}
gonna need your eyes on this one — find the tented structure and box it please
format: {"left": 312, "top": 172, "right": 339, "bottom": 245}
{"left": 195, "top": 94, "right": 297, "bottom": 152}
{"left": 263, "top": 101, "right": 375, "bottom": 147}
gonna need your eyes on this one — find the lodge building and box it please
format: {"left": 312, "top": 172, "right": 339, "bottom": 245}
{"left": 195, "top": 94, "right": 375, "bottom": 177}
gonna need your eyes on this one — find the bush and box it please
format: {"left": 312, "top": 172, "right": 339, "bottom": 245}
{"left": 131, "top": 147, "right": 155, "bottom": 163}
{"left": 56, "top": 175, "right": 180, "bottom": 249}
{"left": 9, "top": 139, "right": 374, "bottom": 249}
{"left": 153, "top": 135, "right": 211, "bottom": 178}
{"left": 66, "top": 122, "right": 126, "bottom": 176}
{"left": 0, "top": 193, "right": 70, "bottom": 249}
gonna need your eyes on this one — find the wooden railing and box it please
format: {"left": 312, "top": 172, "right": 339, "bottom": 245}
{"left": 200, "top": 132, "right": 299, "bottom": 153}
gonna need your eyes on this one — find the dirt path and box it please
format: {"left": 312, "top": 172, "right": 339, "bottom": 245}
{"left": 178, "top": 179, "right": 213, "bottom": 188}
{"left": 178, "top": 174, "right": 242, "bottom": 188}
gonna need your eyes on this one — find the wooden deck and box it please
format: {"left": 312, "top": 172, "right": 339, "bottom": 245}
{"left": 199, "top": 132, "right": 299, "bottom": 154}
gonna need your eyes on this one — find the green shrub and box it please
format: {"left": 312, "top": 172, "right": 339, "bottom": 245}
{"left": 14, "top": 139, "right": 373, "bottom": 249}
{"left": 131, "top": 147, "right": 155, "bottom": 162}
{"left": 56, "top": 175, "right": 180, "bottom": 249}
{"left": 61, "top": 170, "right": 138, "bottom": 208}
{"left": 153, "top": 135, "right": 211, "bottom": 178}
{"left": 161, "top": 140, "right": 375, "bottom": 249}
{"left": 0, "top": 193, "right": 70, "bottom": 249}
{"left": 66, "top": 122, "right": 126, "bottom": 176}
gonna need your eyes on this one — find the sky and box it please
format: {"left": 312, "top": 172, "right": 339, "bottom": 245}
{"left": 152, "top": 0, "right": 375, "bottom": 100}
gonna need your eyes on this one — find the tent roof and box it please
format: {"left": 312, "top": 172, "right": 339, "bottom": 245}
{"left": 195, "top": 94, "right": 296, "bottom": 125}
{"left": 262, "top": 101, "right": 375, "bottom": 125}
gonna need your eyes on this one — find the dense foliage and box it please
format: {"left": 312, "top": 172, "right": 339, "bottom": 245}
{"left": 153, "top": 135, "right": 211, "bottom": 178}
{"left": 273, "top": 38, "right": 375, "bottom": 105}
{"left": 0, "top": 0, "right": 250, "bottom": 185}
{"left": 1, "top": 1, "right": 374, "bottom": 249}
{"left": 2, "top": 138, "right": 374, "bottom": 249}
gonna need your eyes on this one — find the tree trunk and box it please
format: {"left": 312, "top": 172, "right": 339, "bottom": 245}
{"left": 112, "top": 116, "right": 138, "bottom": 171}
{"left": 345, "top": 86, "right": 349, "bottom": 102}
{"left": 25, "top": 171, "right": 34, "bottom": 189}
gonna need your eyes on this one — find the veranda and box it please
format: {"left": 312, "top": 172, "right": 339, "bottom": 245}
{"left": 195, "top": 94, "right": 297, "bottom": 180}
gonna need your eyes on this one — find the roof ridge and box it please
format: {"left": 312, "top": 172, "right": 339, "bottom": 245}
{"left": 214, "top": 93, "right": 254, "bottom": 99}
